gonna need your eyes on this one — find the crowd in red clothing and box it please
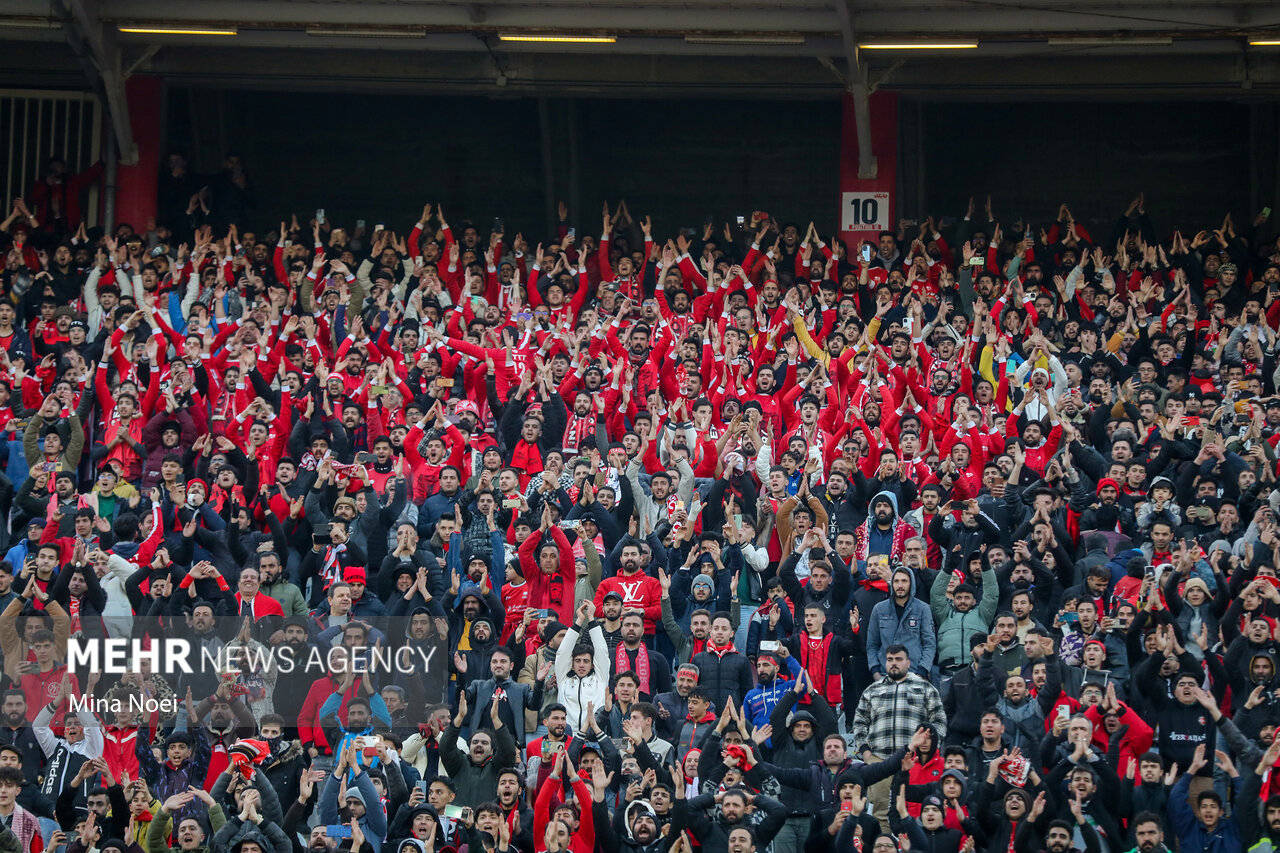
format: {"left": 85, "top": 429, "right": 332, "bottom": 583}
{"left": 2, "top": 173, "right": 1280, "bottom": 853}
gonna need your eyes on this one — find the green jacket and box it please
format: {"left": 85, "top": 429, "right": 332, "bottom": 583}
{"left": 147, "top": 803, "right": 227, "bottom": 853}
{"left": 22, "top": 412, "right": 84, "bottom": 473}
{"left": 930, "top": 567, "right": 998, "bottom": 669}
{"left": 262, "top": 579, "right": 308, "bottom": 617}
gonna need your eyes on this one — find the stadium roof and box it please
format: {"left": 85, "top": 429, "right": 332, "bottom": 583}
{"left": 4, "top": 0, "right": 1280, "bottom": 164}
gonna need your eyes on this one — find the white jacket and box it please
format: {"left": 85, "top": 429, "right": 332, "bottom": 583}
{"left": 554, "top": 624, "right": 611, "bottom": 732}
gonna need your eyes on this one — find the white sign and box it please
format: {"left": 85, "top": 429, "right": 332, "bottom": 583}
{"left": 841, "top": 191, "right": 890, "bottom": 232}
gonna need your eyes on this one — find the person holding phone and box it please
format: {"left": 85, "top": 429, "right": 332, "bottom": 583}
{"left": 319, "top": 741, "right": 387, "bottom": 853}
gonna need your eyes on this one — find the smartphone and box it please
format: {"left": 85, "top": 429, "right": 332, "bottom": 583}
{"left": 369, "top": 385, "right": 388, "bottom": 396}
{"left": 492, "top": 218, "right": 504, "bottom": 234}
{"left": 566, "top": 227, "right": 576, "bottom": 240}
{"left": 1143, "top": 564, "right": 1155, "bottom": 579}
{"left": 675, "top": 500, "right": 685, "bottom": 512}
{"left": 312, "top": 522, "right": 331, "bottom": 546}
{"left": 736, "top": 215, "right": 745, "bottom": 226}
{"left": 503, "top": 497, "right": 521, "bottom": 508}
{"left": 437, "top": 378, "right": 455, "bottom": 388}
{"left": 1062, "top": 612, "right": 1079, "bottom": 627}
{"left": 416, "top": 780, "right": 429, "bottom": 795}
{"left": 374, "top": 223, "right": 385, "bottom": 233}
{"left": 760, "top": 640, "right": 780, "bottom": 652}
{"left": 969, "top": 255, "right": 983, "bottom": 266}
{"left": 356, "top": 219, "right": 366, "bottom": 230}
{"left": 1264, "top": 207, "right": 1273, "bottom": 220}
{"left": 355, "top": 451, "right": 375, "bottom": 465}
{"left": 361, "top": 735, "right": 380, "bottom": 758}
{"left": 861, "top": 245, "right": 872, "bottom": 263}
{"left": 326, "top": 826, "right": 351, "bottom": 839}
{"left": 840, "top": 800, "right": 854, "bottom": 813}
{"left": 733, "top": 514, "right": 742, "bottom": 527}
{"left": 316, "top": 208, "right": 326, "bottom": 226}
{"left": 443, "top": 805, "right": 467, "bottom": 820}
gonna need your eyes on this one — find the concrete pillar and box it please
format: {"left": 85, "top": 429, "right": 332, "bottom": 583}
{"left": 838, "top": 91, "right": 898, "bottom": 250}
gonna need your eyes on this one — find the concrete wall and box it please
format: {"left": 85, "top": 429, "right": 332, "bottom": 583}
{"left": 166, "top": 90, "right": 1277, "bottom": 251}
{"left": 898, "top": 100, "right": 1263, "bottom": 243}
{"left": 166, "top": 89, "right": 843, "bottom": 241}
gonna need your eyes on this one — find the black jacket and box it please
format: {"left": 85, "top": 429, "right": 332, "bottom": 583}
{"left": 689, "top": 648, "right": 754, "bottom": 714}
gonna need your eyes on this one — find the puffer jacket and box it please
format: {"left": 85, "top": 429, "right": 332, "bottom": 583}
{"left": 555, "top": 624, "right": 611, "bottom": 732}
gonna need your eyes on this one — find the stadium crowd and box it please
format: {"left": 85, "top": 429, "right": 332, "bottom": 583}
{"left": 0, "top": 155, "right": 1279, "bottom": 853}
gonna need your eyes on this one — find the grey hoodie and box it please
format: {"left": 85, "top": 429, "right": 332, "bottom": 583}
{"left": 866, "top": 566, "right": 936, "bottom": 677}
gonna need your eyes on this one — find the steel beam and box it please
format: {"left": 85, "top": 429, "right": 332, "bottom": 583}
{"left": 55, "top": 0, "right": 137, "bottom": 165}
{"left": 835, "top": 0, "right": 876, "bottom": 179}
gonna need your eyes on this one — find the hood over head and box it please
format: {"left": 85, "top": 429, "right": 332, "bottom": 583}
{"left": 869, "top": 490, "right": 899, "bottom": 519}
{"left": 623, "top": 800, "right": 658, "bottom": 842}
{"left": 940, "top": 768, "right": 968, "bottom": 800}
{"left": 891, "top": 566, "right": 917, "bottom": 598}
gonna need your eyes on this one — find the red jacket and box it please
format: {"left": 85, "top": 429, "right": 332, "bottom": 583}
{"left": 1084, "top": 703, "right": 1153, "bottom": 777}
{"left": 533, "top": 773, "right": 594, "bottom": 853}
{"left": 593, "top": 571, "right": 661, "bottom": 634}
{"left": 297, "top": 675, "right": 345, "bottom": 754}
{"left": 519, "top": 527, "right": 576, "bottom": 626}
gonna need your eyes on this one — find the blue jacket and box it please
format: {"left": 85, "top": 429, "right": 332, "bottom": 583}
{"left": 1169, "top": 772, "right": 1241, "bottom": 853}
{"left": 419, "top": 489, "right": 465, "bottom": 530}
{"left": 867, "top": 566, "right": 936, "bottom": 677}
{"left": 319, "top": 768, "right": 387, "bottom": 853}
{"left": 445, "top": 530, "right": 506, "bottom": 596}
{"left": 1, "top": 434, "right": 28, "bottom": 486}
{"left": 742, "top": 656, "right": 803, "bottom": 731}
{"left": 3, "top": 540, "right": 33, "bottom": 573}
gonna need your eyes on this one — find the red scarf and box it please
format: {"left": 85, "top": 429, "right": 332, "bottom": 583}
{"left": 706, "top": 640, "right": 738, "bottom": 657}
{"left": 104, "top": 413, "right": 143, "bottom": 474}
{"left": 228, "top": 739, "right": 270, "bottom": 778}
{"left": 615, "top": 643, "right": 651, "bottom": 695}
{"left": 209, "top": 485, "right": 245, "bottom": 515}
{"left": 801, "top": 633, "right": 841, "bottom": 705}
{"left": 68, "top": 596, "right": 82, "bottom": 636}
{"left": 562, "top": 413, "right": 596, "bottom": 455}
{"left": 853, "top": 516, "right": 910, "bottom": 565}
{"left": 510, "top": 440, "right": 543, "bottom": 489}
{"left": 721, "top": 743, "right": 753, "bottom": 769}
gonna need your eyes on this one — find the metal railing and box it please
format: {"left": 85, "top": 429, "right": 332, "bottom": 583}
{"left": 0, "top": 89, "right": 102, "bottom": 225}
